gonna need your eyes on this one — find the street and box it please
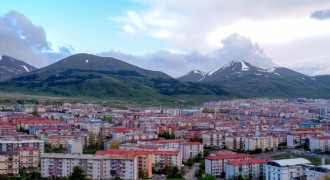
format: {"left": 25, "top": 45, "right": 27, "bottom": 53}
{"left": 184, "top": 163, "right": 200, "bottom": 180}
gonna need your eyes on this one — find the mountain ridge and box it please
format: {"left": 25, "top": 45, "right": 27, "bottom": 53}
{"left": 0, "top": 55, "right": 37, "bottom": 81}
{"left": 178, "top": 60, "right": 330, "bottom": 98}
{"left": 0, "top": 53, "right": 237, "bottom": 102}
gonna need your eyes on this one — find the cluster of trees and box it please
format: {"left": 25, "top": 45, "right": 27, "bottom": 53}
{"left": 84, "top": 131, "right": 105, "bottom": 154}
{"left": 163, "top": 164, "right": 185, "bottom": 179}
{"left": 44, "top": 144, "right": 66, "bottom": 153}
{"left": 138, "top": 169, "right": 148, "bottom": 179}
{"left": 152, "top": 163, "right": 184, "bottom": 179}
{"left": 159, "top": 131, "right": 175, "bottom": 139}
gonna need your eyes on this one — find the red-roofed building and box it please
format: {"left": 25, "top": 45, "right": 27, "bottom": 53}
{"left": 310, "top": 136, "right": 330, "bottom": 152}
{"left": 205, "top": 153, "right": 252, "bottom": 177}
{"left": 225, "top": 158, "right": 269, "bottom": 179}
{"left": 96, "top": 149, "right": 153, "bottom": 178}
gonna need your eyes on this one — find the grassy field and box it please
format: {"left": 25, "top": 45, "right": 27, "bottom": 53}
{"left": 271, "top": 153, "right": 330, "bottom": 166}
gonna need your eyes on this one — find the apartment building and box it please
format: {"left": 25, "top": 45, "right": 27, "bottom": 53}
{"left": 202, "top": 132, "right": 226, "bottom": 147}
{"left": 287, "top": 132, "right": 320, "bottom": 148}
{"left": 41, "top": 153, "right": 138, "bottom": 180}
{"left": 180, "top": 142, "right": 203, "bottom": 161}
{"left": 205, "top": 153, "right": 251, "bottom": 177}
{"left": 0, "top": 139, "right": 44, "bottom": 154}
{"left": 306, "top": 165, "right": 330, "bottom": 180}
{"left": 153, "top": 150, "right": 182, "bottom": 168}
{"left": 0, "top": 151, "right": 19, "bottom": 176}
{"left": 18, "top": 147, "right": 40, "bottom": 169}
{"left": 47, "top": 134, "right": 87, "bottom": 148}
{"left": 225, "top": 158, "right": 269, "bottom": 180}
{"left": 265, "top": 158, "right": 311, "bottom": 180}
{"left": 96, "top": 149, "right": 153, "bottom": 178}
{"left": 244, "top": 135, "right": 279, "bottom": 151}
{"left": 225, "top": 136, "right": 245, "bottom": 151}
{"left": 309, "top": 136, "right": 330, "bottom": 152}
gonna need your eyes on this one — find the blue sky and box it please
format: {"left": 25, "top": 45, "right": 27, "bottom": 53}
{"left": 1, "top": 0, "right": 330, "bottom": 77}
{"left": 0, "top": 0, "right": 168, "bottom": 54}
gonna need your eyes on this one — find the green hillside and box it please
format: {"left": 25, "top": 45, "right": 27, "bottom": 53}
{"left": 0, "top": 54, "right": 238, "bottom": 104}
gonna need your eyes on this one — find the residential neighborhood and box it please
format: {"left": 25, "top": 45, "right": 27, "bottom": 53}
{"left": 0, "top": 98, "right": 329, "bottom": 179}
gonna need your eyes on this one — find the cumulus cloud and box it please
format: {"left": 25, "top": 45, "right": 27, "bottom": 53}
{"left": 98, "top": 34, "right": 274, "bottom": 77}
{"left": 112, "top": 0, "right": 330, "bottom": 76}
{"left": 0, "top": 11, "right": 72, "bottom": 67}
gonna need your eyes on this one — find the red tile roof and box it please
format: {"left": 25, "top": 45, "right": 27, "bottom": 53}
{"left": 227, "top": 158, "right": 269, "bottom": 166}
{"left": 205, "top": 153, "right": 251, "bottom": 160}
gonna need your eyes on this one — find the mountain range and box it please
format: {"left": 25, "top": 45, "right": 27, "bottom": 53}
{"left": 178, "top": 60, "right": 330, "bottom": 98}
{"left": 0, "top": 54, "right": 329, "bottom": 102}
{"left": 0, "top": 54, "right": 234, "bottom": 104}
{"left": 0, "top": 55, "right": 37, "bottom": 81}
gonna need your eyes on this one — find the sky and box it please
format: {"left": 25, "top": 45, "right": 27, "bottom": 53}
{"left": 1, "top": 0, "right": 330, "bottom": 77}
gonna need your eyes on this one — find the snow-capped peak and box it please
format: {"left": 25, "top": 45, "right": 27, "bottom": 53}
{"left": 193, "top": 70, "right": 206, "bottom": 75}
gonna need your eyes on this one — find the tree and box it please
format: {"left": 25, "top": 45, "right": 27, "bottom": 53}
{"left": 69, "top": 166, "right": 87, "bottom": 180}
{"left": 201, "top": 174, "right": 216, "bottom": 180}
{"left": 194, "top": 152, "right": 203, "bottom": 162}
{"left": 163, "top": 164, "right": 183, "bottom": 179}
{"left": 204, "top": 149, "right": 210, "bottom": 157}
{"left": 98, "top": 132, "right": 105, "bottom": 150}
{"left": 109, "top": 140, "right": 120, "bottom": 149}
{"left": 138, "top": 169, "right": 148, "bottom": 179}
{"left": 88, "top": 132, "right": 95, "bottom": 147}
{"left": 187, "top": 158, "right": 194, "bottom": 168}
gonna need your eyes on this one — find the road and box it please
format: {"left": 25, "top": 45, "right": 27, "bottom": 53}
{"left": 251, "top": 150, "right": 287, "bottom": 158}
{"left": 184, "top": 163, "right": 199, "bottom": 180}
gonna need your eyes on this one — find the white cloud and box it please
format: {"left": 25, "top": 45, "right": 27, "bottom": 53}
{"left": 0, "top": 11, "right": 73, "bottom": 67}
{"left": 98, "top": 34, "right": 274, "bottom": 77}
{"left": 112, "top": 0, "right": 330, "bottom": 75}
{"left": 111, "top": 8, "right": 178, "bottom": 40}
{"left": 208, "top": 18, "right": 330, "bottom": 46}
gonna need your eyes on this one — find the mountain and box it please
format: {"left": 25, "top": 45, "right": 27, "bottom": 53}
{"left": 178, "top": 60, "right": 330, "bottom": 98}
{"left": 177, "top": 70, "right": 206, "bottom": 82}
{"left": 0, "top": 55, "right": 37, "bottom": 81}
{"left": 0, "top": 54, "right": 237, "bottom": 102}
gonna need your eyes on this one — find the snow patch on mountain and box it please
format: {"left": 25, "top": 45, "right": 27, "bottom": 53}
{"left": 208, "top": 68, "right": 221, "bottom": 76}
{"left": 21, "top": 65, "right": 30, "bottom": 72}
{"left": 239, "top": 60, "right": 250, "bottom": 71}
{"left": 266, "top": 67, "right": 278, "bottom": 73}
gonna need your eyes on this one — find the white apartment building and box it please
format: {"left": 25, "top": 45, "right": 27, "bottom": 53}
{"left": 41, "top": 153, "right": 138, "bottom": 180}
{"left": 67, "top": 140, "right": 83, "bottom": 154}
{"left": 265, "top": 158, "right": 311, "bottom": 180}
{"left": 287, "top": 132, "right": 320, "bottom": 148}
{"left": 244, "top": 135, "right": 278, "bottom": 151}
{"left": 309, "top": 136, "right": 330, "bottom": 152}
{"left": 225, "top": 158, "right": 268, "bottom": 180}
{"left": 306, "top": 165, "right": 330, "bottom": 180}
{"left": 179, "top": 142, "right": 203, "bottom": 161}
